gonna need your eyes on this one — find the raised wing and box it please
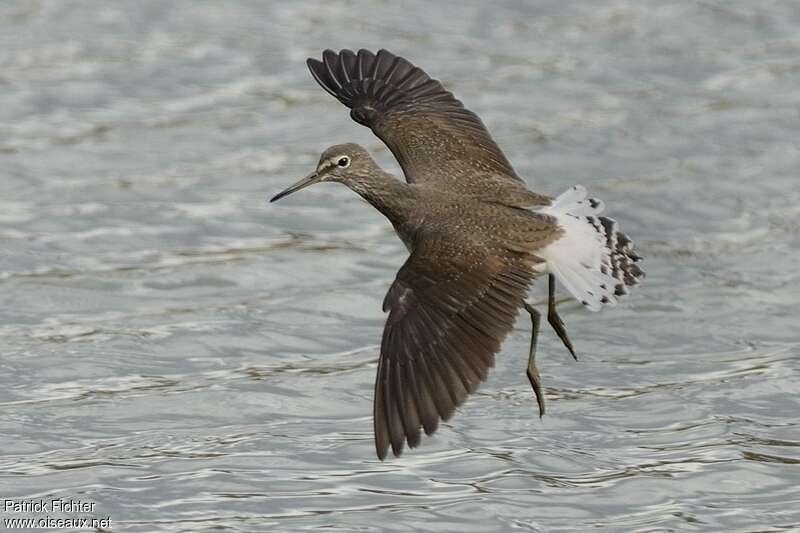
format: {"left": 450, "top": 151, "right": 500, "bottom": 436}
{"left": 307, "top": 49, "right": 524, "bottom": 193}
{"left": 375, "top": 235, "right": 537, "bottom": 459}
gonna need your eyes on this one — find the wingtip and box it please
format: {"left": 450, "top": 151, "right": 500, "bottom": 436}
{"left": 376, "top": 446, "right": 388, "bottom": 461}
{"left": 307, "top": 56, "right": 340, "bottom": 99}
{"left": 390, "top": 440, "right": 404, "bottom": 458}
{"left": 376, "top": 48, "right": 395, "bottom": 60}
{"left": 306, "top": 57, "right": 323, "bottom": 81}
{"left": 374, "top": 441, "right": 403, "bottom": 461}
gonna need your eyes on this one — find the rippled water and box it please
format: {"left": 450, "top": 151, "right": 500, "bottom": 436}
{"left": 1, "top": 1, "right": 799, "bottom": 531}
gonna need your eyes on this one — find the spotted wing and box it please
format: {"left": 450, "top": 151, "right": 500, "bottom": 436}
{"left": 374, "top": 236, "right": 537, "bottom": 459}
{"left": 307, "top": 49, "right": 524, "bottom": 192}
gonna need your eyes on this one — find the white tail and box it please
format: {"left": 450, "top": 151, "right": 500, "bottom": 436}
{"left": 536, "top": 186, "right": 644, "bottom": 311}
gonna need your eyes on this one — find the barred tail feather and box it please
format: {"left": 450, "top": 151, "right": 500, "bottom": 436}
{"left": 537, "top": 186, "right": 644, "bottom": 311}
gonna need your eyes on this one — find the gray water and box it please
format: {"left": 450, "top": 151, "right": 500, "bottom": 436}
{"left": 1, "top": 1, "right": 799, "bottom": 532}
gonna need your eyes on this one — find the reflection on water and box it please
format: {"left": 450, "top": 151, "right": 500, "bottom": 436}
{"left": 1, "top": 1, "right": 799, "bottom": 531}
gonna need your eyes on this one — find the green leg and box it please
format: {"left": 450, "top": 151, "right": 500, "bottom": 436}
{"left": 548, "top": 273, "right": 577, "bottom": 361}
{"left": 523, "top": 301, "right": 546, "bottom": 418}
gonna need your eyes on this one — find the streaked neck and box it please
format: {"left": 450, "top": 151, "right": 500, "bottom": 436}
{"left": 347, "top": 170, "right": 418, "bottom": 226}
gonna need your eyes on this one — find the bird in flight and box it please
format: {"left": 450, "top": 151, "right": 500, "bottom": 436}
{"left": 271, "top": 49, "right": 643, "bottom": 460}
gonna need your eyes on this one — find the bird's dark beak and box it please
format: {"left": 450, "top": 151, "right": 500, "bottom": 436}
{"left": 270, "top": 171, "right": 320, "bottom": 203}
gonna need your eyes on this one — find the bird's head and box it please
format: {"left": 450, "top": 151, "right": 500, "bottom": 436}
{"left": 270, "top": 143, "right": 378, "bottom": 202}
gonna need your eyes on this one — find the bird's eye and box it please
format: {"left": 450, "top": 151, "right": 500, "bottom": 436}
{"left": 337, "top": 156, "right": 350, "bottom": 168}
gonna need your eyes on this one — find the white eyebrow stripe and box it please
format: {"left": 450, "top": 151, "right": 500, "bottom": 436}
{"left": 318, "top": 154, "right": 348, "bottom": 173}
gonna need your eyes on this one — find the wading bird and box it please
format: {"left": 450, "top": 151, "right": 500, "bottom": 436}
{"left": 271, "top": 49, "right": 643, "bottom": 460}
